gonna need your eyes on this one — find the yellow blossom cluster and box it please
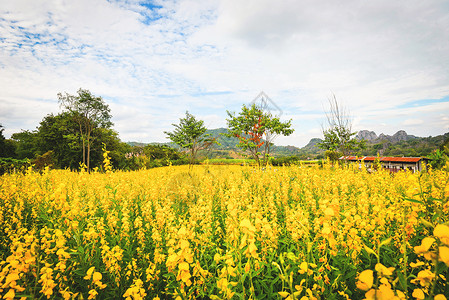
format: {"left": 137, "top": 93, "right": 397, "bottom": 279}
{"left": 0, "top": 163, "right": 447, "bottom": 298}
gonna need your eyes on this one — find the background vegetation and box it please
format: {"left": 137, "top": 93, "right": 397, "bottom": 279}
{"left": 1, "top": 89, "right": 448, "bottom": 173}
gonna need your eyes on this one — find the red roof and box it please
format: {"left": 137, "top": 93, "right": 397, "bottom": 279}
{"left": 340, "top": 156, "right": 422, "bottom": 163}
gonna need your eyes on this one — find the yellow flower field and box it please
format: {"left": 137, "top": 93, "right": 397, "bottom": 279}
{"left": 0, "top": 163, "right": 448, "bottom": 299}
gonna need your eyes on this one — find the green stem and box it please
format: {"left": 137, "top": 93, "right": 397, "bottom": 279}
{"left": 401, "top": 208, "right": 408, "bottom": 293}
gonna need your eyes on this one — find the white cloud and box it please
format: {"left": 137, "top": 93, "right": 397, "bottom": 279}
{"left": 402, "top": 119, "right": 424, "bottom": 126}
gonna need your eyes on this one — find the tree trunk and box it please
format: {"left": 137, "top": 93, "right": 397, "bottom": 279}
{"left": 79, "top": 122, "right": 86, "bottom": 166}
{"left": 82, "top": 138, "right": 86, "bottom": 166}
{"left": 87, "top": 131, "right": 91, "bottom": 172}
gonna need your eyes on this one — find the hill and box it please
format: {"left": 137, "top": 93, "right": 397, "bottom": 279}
{"left": 205, "top": 128, "right": 304, "bottom": 158}
{"left": 356, "top": 130, "right": 417, "bottom": 143}
{"left": 127, "top": 129, "right": 448, "bottom": 160}
{"left": 301, "top": 130, "right": 448, "bottom": 158}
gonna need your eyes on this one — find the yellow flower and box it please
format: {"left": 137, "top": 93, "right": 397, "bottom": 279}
{"left": 434, "top": 224, "right": 449, "bottom": 246}
{"left": 278, "top": 291, "right": 290, "bottom": 298}
{"left": 298, "top": 262, "right": 313, "bottom": 275}
{"left": 410, "top": 261, "right": 425, "bottom": 268}
{"left": 88, "top": 289, "right": 98, "bottom": 300}
{"left": 178, "top": 262, "right": 189, "bottom": 271}
{"left": 412, "top": 288, "right": 425, "bottom": 300}
{"left": 356, "top": 270, "right": 373, "bottom": 291}
{"left": 92, "top": 272, "right": 102, "bottom": 282}
{"left": 435, "top": 295, "right": 447, "bottom": 300}
{"left": 4, "top": 273, "right": 20, "bottom": 287}
{"left": 3, "top": 289, "right": 15, "bottom": 300}
{"left": 375, "top": 263, "right": 394, "bottom": 277}
{"left": 123, "top": 279, "right": 147, "bottom": 300}
{"left": 322, "top": 225, "right": 331, "bottom": 235}
{"left": 324, "top": 207, "right": 334, "bottom": 217}
{"left": 414, "top": 237, "right": 435, "bottom": 254}
{"left": 84, "top": 266, "right": 95, "bottom": 280}
{"left": 438, "top": 246, "right": 449, "bottom": 266}
{"left": 244, "top": 261, "right": 251, "bottom": 273}
{"left": 411, "top": 269, "right": 434, "bottom": 287}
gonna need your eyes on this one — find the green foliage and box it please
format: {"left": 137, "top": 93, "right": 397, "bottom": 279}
{"left": 359, "top": 133, "right": 449, "bottom": 157}
{"left": 0, "top": 157, "right": 31, "bottom": 175}
{"left": 226, "top": 104, "right": 293, "bottom": 168}
{"left": 121, "top": 144, "right": 187, "bottom": 171}
{"left": 205, "top": 128, "right": 241, "bottom": 150}
{"left": 319, "top": 126, "right": 365, "bottom": 156}
{"left": 9, "top": 113, "right": 125, "bottom": 170}
{"left": 324, "top": 150, "right": 342, "bottom": 162}
{"left": 11, "top": 130, "right": 37, "bottom": 159}
{"left": 164, "top": 111, "right": 215, "bottom": 166}
{"left": 0, "top": 124, "right": 16, "bottom": 158}
{"left": 58, "top": 88, "right": 112, "bottom": 170}
{"left": 269, "top": 156, "right": 301, "bottom": 166}
{"left": 36, "top": 112, "right": 83, "bottom": 169}
{"left": 33, "top": 151, "right": 56, "bottom": 170}
{"left": 318, "top": 96, "right": 365, "bottom": 156}
{"left": 203, "top": 158, "right": 254, "bottom": 165}
{"left": 143, "top": 144, "right": 183, "bottom": 160}
{"left": 428, "top": 149, "right": 448, "bottom": 169}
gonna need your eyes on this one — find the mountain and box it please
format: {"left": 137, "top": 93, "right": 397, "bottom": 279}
{"left": 356, "top": 130, "right": 417, "bottom": 143}
{"left": 126, "top": 128, "right": 447, "bottom": 160}
{"left": 377, "top": 130, "right": 417, "bottom": 143}
{"left": 205, "top": 128, "right": 303, "bottom": 158}
{"left": 303, "top": 138, "right": 322, "bottom": 150}
{"left": 355, "top": 130, "right": 445, "bottom": 157}
{"left": 299, "top": 130, "right": 446, "bottom": 158}
{"left": 356, "top": 130, "right": 377, "bottom": 141}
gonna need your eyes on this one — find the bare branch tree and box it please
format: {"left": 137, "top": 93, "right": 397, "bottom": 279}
{"left": 318, "top": 94, "right": 364, "bottom": 158}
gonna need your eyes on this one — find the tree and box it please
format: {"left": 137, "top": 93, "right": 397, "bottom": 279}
{"left": 36, "top": 112, "right": 82, "bottom": 169}
{"left": 11, "top": 130, "right": 37, "bottom": 159}
{"left": 164, "top": 111, "right": 214, "bottom": 167}
{"left": 0, "top": 124, "right": 17, "bottom": 158}
{"left": 226, "top": 104, "right": 294, "bottom": 168}
{"left": 58, "top": 88, "right": 112, "bottom": 171}
{"left": 318, "top": 95, "right": 364, "bottom": 158}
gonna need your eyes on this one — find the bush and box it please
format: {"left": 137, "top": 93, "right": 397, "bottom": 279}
{"left": 270, "top": 156, "right": 301, "bottom": 166}
{"left": 0, "top": 157, "right": 31, "bottom": 175}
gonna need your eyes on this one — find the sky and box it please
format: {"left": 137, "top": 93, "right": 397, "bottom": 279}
{"left": 1, "top": 0, "right": 448, "bottom": 147}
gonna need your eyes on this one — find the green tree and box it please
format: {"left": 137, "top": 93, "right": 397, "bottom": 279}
{"left": 11, "top": 130, "right": 37, "bottom": 159}
{"left": 164, "top": 111, "right": 214, "bottom": 167}
{"left": 429, "top": 137, "right": 449, "bottom": 169}
{"left": 89, "top": 127, "right": 129, "bottom": 170}
{"left": 33, "top": 112, "right": 123, "bottom": 170}
{"left": 36, "top": 112, "right": 82, "bottom": 169}
{"left": 226, "top": 104, "right": 294, "bottom": 168}
{"left": 58, "top": 88, "right": 112, "bottom": 171}
{"left": 318, "top": 95, "right": 364, "bottom": 157}
{"left": 428, "top": 149, "right": 448, "bottom": 169}
{"left": 324, "top": 150, "right": 342, "bottom": 163}
{"left": 0, "top": 124, "right": 16, "bottom": 158}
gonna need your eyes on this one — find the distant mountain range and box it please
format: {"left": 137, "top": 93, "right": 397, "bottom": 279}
{"left": 128, "top": 128, "right": 448, "bottom": 159}
{"left": 355, "top": 130, "right": 417, "bottom": 143}
{"left": 301, "top": 130, "right": 448, "bottom": 158}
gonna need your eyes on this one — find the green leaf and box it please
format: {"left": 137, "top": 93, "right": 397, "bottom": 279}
{"left": 404, "top": 198, "right": 424, "bottom": 205}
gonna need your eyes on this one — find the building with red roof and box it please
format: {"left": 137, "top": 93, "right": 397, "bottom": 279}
{"left": 339, "top": 156, "right": 430, "bottom": 173}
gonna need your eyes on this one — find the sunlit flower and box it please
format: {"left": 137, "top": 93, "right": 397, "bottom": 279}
{"left": 356, "top": 270, "right": 373, "bottom": 291}
{"left": 411, "top": 269, "right": 435, "bottom": 287}
{"left": 411, "top": 288, "right": 425, "bottom": 300}
{"left": 414, "top": 237, "right": 435, "bottom": 254}
{"left": 434, "top": 224, "right": 449, "bottom": 246}
{"left": 438, "top": 246, "right": 449, "bottom": 266}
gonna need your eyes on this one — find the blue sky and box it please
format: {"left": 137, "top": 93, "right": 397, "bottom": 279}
{"left": 1, "top": 0, "right": 448, "bottom": 147}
